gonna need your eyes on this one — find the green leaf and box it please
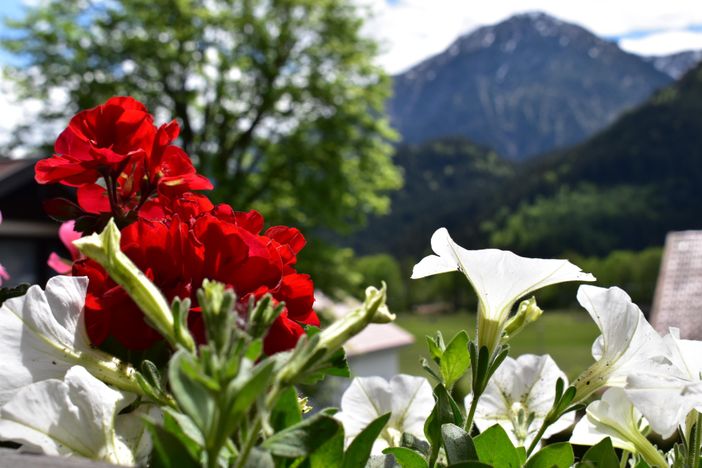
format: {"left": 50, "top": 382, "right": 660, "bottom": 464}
{"left": 401, "top": 433, "right": 431, "bottom": 456}
{"left": 271, "top": 386, "right": 303, "bottom": 431}
{"left": 145, "top": 418, "right": 201, "bottom": 468}
{"left": 517, "top": 447, "right": 528, "bottom": 465}
{"left": 447, "top": 463, "right": 493, "bottom": 468}
{"left": 525, "top": 442, "right": 574, "bottom": 468}
{"left": 141, "top": 359, "right": 163, "bottom": 393}
{"left": 245, "top": 338, "right": 263, "bottom": 361}
{"left": 262, "top": 410, "right": 342, "bottom": 458}
{"left": 0, "top": 283, "right": 29, "bottom": 307}
{"left": 383, "top": 447, "right": 429, "bottom": 468}
{"left": 310, "top": 425, "right": 345, "bottom": 468}
{"left": 425, "top": 383, "right": 465, "bottom": 467}
{"left": 325, "top": 347, "right": 351, "bottom": 377}
{"left": 473, "top": 425, "right": 521, "bottom": 468}
{"left": 580, "top": 438, "right": 619, "bottom": 468}
{"left": 162, "top": 408, "right": 204, "bottom": 455}
{"left": 168, "top": 350, "right": 216, "bottom": 437}
{"left": 440, "top": 331, "right": 470, "bottom": 390}
{"left": 426, "top": 335, "right": 444, "bottom": 364}
{"left": 221, "top": 360, "right": 275, "bottom": 436}
{"left": 242, "top": 448, "right": 275, "bottom": 468}
{"left": 424, "top": 384, "right": 463, "bottom": 453}
{"left": 367, "top": 455, "right": 400, "bottom": 468}
{"left": 420, "top": 358, "right": 442, "bottom": 383}
{"left": 442, "top": 423, "right": 478, "bottom": 464}
{"left": 343, "top": 413, "right": 392, "bottom": 468}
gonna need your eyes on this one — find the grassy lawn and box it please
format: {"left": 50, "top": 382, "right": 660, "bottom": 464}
{"left": 394, "top": 310, "right": 599, "bottom": 382}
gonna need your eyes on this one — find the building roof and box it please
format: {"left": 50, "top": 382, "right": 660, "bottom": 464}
{"left": 314, "top": 291, "right": 415, "bottom": 357}
{"left": 650, "top": 231, "right": 702, "bottom": 339}
{"left": 0, "top": 157, "right": 39, "bottom": 198}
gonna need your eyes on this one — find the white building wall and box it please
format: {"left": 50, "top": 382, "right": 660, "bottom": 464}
{"left": 348, "top": 349, "right": 399, "bottom": 379}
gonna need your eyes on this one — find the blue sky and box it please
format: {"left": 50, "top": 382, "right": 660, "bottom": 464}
{"left": 0, "top": 0, "right": 701, "bottom": 73}
{"left": 0, "top": 0, "right": 29, "bottom": 65}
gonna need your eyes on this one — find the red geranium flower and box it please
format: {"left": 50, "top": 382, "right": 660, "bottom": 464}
{"left": 35, "top": 97, "right": 155, "bottom": 187}
{"left": 36, "top": 97, "right": 213, "bottom": 228}
{"left": 74, "top": 202, "right": 318, "bottom": 353}
{"left": 40, "top": 96, "right": 316, "bottom": 355}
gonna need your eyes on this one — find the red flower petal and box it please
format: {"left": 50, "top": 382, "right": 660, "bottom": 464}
{"left": 263, "top": 311, "right": 305, "bottom": 355}
{"left": 77, "top": 184, "right": 111, "bottom": 214}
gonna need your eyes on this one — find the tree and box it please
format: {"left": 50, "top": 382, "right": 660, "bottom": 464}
{"left": 3, "top": 0, "right": 401, "bottom": 291}
{"left": 3, "top": 0, "right": 400, "bottom": 229}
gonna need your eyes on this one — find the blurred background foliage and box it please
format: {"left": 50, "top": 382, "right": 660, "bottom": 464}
{"left": 3, "top": 0, "right": 697, "bottom": 319}
{"left": 1, "top": 0, "right": 401, "bottom": 293}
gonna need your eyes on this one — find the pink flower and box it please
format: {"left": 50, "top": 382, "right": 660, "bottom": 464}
{"left": 0, "top": 211, "right": 8, "bottom": 286}
{"left": 47, "top": 221, "right": 82, "bottom": 274}
{"left": 0, "top": 264, "right": 9, "bottom": 286}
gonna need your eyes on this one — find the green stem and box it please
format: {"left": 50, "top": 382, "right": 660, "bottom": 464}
{"left": 233, "top": 413, "right": 261, "bottom": 468}
{"left": 526, "top": 420, "right": 549, "bottom": 456}
{"left": 233, "top": 385, "right": 283, "bottom": 468}
{"left": 619, "top": 450, "right": 630, "bottom": 468}
{"left": 632, "top": 431, "right": 668, "bottom": 468}
{"left": 463, "top": 391, "right": 480, "bottom": 433}
{"left": 686, "top": 412, "right": 702, "bottom": 468}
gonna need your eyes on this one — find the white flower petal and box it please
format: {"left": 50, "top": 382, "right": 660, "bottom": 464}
{"left": 0, "top": 366, "right": 136, "bottom": 465}
{"left": 0, "top": 276, "right": 92, "bottom": 404}
{"left": 389, "top": 375, "right": 434, "bottom": 438}
{"left": 671, "top": 333, "right": 702, "bottom": 380}
{"left": 411, "top": 254, "right": 457, "bottom": 279}
{"left": 570, "top": 388, "right": 640, "bottom": 452}
{"left": 335, "top": 375, "right": 433, "bottom": 454}
{"left": 574, "top": 286, "right": 668, "bottom": 396}
{"left": 116, "top": 405, "right": 161, "bottom": 466}
{"left": 624, "top": 331, "right": 702, "bottom": 438}
{"left": 626, "top": 372, "right": 692, "bottom": 439}
{"left": 467, "top": 354, "right": 574, "bottom": 447}
{"left": 336, "top": 376, "right": 392, "bottom": 443}
{"left": 413, "top": 228, "right": 594, "bottom": 322}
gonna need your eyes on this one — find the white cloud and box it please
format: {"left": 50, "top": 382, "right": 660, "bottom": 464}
{"left": 0, "top": 76, "right": 66, "bottom": 157}
{"left": 358, "top": 0, "right": 702, "bottom": 73}
{"left": 620, "top": 30, "right": 702, "bottom": 55}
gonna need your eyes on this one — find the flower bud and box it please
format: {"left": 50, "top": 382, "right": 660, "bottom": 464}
{"left": 74, "top": 219, "right": 195, "bottom": 352}
{"left": 502, "top": 297, "right": 542, "bottom": 342}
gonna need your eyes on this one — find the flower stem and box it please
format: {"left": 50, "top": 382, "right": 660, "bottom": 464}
{"left": 619, "top": 450, "right": 630, "bottom": 468}
{"left": 526, "top": 420, "right": 549, "bottom": 456}
{"left": 464, "top": 392, "right": 480, "bottom": 433}
{"left": 632, "top": 431, "right": 668, "bottom": 467}
{"left": 686, "top": 412, "right": 702, "bottom": 468}
{"left": 104, "top": 175, "right": 123, "bottom": 221}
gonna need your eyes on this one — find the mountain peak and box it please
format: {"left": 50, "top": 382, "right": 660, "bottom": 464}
{"left": 389, "top": 12, "right": 673, "bottom": 160}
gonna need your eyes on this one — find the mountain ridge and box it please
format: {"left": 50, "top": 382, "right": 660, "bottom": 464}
{"left": 388, "top": 12, "right": 674, "bottom": 160}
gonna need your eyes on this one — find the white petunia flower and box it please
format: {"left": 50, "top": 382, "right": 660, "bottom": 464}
{"left": 412, "top": 228, "right": 594, "bottom": 353}
{"left": 465, "top": 354, "right": 574, "bottom": 448}
{"left": 334, "top": 374, "right": 434, "bottom": 454}
{"left": 570, "top": 388, "right": 667, "bottom": 468}
{"left": 625, "top": 329, "right": 702, "bottom": 438}
{"left": 0, "top": 366, "right": 146, "bottom": 466}
{"left": 572, "top": 285, "right": 669, "bottom": 403}
{"left": 0, "top": 275, "right": 140, "bottom": 403}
